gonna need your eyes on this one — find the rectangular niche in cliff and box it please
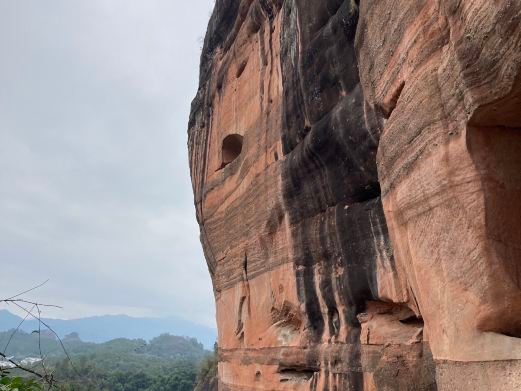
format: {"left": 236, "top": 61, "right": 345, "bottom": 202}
{"left": 220, "top": 134, "right": 243, "bottom": 169}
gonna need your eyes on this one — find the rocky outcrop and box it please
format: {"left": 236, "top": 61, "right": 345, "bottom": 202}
{"left": 188, "top": 0, "right": 521, "bottom": 390}
{"left": 356, "top": 1, "right": 521, "bottom": 388}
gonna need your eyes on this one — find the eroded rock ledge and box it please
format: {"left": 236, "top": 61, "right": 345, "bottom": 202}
{"left": 188, "top": 1, "right": 521, "bottom": 390}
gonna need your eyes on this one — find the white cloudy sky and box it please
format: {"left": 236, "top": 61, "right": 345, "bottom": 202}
{"left": 0, "top": 1, "right": 216, "bottom": 327}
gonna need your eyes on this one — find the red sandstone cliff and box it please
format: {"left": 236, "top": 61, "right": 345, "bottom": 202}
{"left": 188, "top": 1, "right": 521, "bottom": 390}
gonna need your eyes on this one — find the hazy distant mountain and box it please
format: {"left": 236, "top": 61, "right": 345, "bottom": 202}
{"left": 0, "top": 310, "right": 216, "bottom": 349}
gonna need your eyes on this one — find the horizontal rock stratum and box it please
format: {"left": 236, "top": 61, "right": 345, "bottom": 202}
{"left": 188, "top": 1, "right": 521, "bottom": 390}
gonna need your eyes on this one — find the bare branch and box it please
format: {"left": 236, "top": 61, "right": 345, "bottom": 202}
{"left": 0, "top": 282, "right": 84, "bottom": 389}
{"left": 9, "top": 301, "right": 80, "bottom": 378}
{"left": 0, "top": 290, "right": 61, "bottom": 388}
{"left": 3, "top": 303, "right": 35, "bottom": 353}
{"left": 36, "top": 305, "right": 51, "bottom": 384}
{"left": 0, "top": 351, "right": 48, "bottom": 381}
{"left": 3, "top": 280, "right": 49, "bottom": 302}
{"left": 8, "top": 299, "right": 62, "bottom": 309}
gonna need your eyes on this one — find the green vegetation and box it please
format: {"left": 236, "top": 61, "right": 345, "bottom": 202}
{"left": 51, "top": 358, "right": 197, "bottom": 391}
{"left": 1, "top": 374, "right": 41, "bottom": 391}
{"left": 194, "top": 343, "right": 217, "bottom": 388}
{"left": 0, "top": 330, "right": 213, "bottom": 391}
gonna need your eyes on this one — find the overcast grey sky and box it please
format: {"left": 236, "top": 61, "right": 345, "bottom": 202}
{"left": 0, "top": 1, "right": 216, "bottom": 327}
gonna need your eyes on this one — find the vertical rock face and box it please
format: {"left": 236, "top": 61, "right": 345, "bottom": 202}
{"left": 188, "top": 0, "right": 520, "bottom": 390}
{"left": 356, "top": 0, "right": 521, "bottom": 389}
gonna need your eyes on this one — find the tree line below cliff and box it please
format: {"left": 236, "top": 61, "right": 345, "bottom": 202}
{"left": 0, "top": 329, "right": 215, "bottom": 390}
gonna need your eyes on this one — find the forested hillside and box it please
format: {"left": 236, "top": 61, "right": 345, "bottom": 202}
{"left": 0, "top": 330, "right": 212, "bottom": 390}
{"left": 0, "top": 310, "right": 216, "bottom": 349}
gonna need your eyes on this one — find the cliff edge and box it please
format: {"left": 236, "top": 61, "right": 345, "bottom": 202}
{"left": 188, "top": 1, "right": 521, "bottom": 390}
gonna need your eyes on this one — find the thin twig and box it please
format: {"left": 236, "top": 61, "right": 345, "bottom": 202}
{"left": 0, "top": 283, "right": 60, "bottom": 389}
{"left": 3, "top": 303, "right": 35, "bottom": 353}
{"left": 0, "top": 282, "right": 97, "bottom": 389}
{"left": 37, "top": 305, "right": 52, "bottom": 386}
{"left": 0, "top": 351, "right": 47, "bottom": 381}
{"left": 3, "top": 280, "right": 49, "bottom": 301}
{"left": 7, "top": 299, "right": 62, "bottom": 309}
{"left": 9, "top": 301, "right": 80, "bottom": 378}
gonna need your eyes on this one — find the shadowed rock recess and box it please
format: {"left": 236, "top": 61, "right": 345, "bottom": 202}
{"left": 188, "top": 1, "right": 521, "bottom": 390}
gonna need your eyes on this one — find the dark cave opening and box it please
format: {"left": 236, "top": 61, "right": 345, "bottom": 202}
{"left": 220, "top": 134, "right": 243, "bottom": 169}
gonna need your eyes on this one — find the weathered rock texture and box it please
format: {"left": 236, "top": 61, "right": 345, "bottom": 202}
{"left": 188, "top": 0, "right": 521, "bottom": 390}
